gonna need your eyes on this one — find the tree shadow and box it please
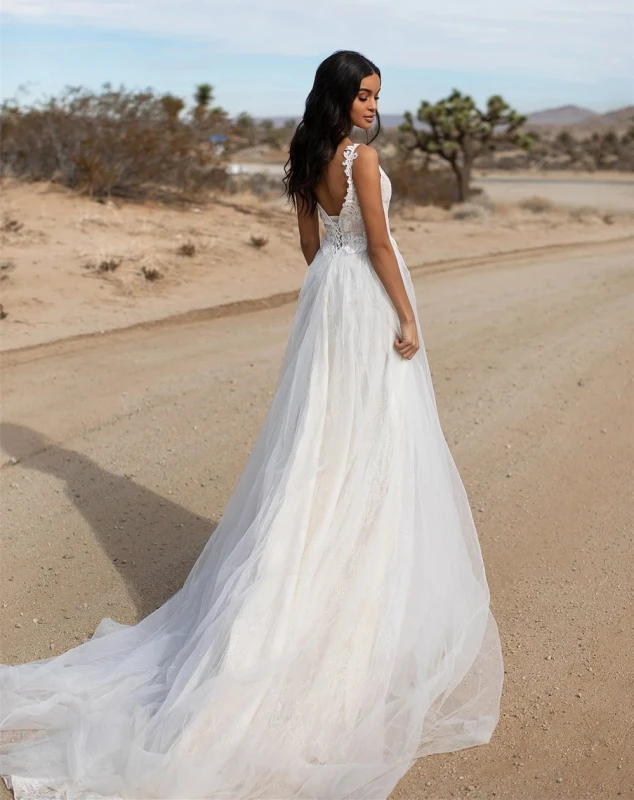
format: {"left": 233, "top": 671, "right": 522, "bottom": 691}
{"left": 1, "top": 422, "right": 219, "bottom": 618}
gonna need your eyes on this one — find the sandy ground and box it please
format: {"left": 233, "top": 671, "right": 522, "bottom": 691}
{"left": 1, "top": 238, "right": 632, "bottom": 799}
{"left": 1, "top": 176, "right": 633, "bottom": 352}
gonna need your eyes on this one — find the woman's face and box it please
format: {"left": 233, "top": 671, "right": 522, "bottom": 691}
{"left": 349, "top": 72, "right": 380, "bottom": 131}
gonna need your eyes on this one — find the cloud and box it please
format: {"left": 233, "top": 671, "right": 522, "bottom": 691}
{"left": 2, "top": 0, "right": 632, "bottom": 84}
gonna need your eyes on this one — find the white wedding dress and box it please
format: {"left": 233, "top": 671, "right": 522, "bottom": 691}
{"left": 0, "top": 143, "right": 503, "bottom": 800}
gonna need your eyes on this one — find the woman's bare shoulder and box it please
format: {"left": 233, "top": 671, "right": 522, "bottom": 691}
{"left": 351, "top": 144, "right": 380, "bottom": 178}
{"left": 354, "top": 143, "right": 379, "bottom": 161}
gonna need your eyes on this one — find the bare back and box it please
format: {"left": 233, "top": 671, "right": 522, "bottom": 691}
{"left": 313, "top": 140, "right": 355, "bottom": 217}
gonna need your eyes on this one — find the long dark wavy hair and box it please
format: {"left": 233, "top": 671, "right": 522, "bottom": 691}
{"left": 282, "top": 50, "right": 381, "bottom": 217}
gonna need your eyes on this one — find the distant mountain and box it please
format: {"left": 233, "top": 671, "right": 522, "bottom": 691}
{"left": 581, "top": 106, "right": 634, "bottom": 127}
{"left": 526, "top": 105, "right": 597, "bottom": 126}
{"left": 374, "top": 114, "right": 407, "bottom": 129}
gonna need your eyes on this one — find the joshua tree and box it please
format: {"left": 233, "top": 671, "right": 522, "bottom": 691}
{"left": 193, "top": 83, "right": 214, "bottom": 121}
{"left": 400, "top": 89, "right": 534, "bottom": 201}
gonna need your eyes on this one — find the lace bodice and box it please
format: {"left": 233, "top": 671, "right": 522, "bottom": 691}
{"left": 316, "top": 142, "right": 392, "bottom": 255}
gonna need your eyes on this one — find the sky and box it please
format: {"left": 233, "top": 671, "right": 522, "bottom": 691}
{"left": 1, "top": 1, "right": 632, "bottom": 118}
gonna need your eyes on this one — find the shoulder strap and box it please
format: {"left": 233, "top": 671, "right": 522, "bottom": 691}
{"left": 341, "top": 143, "right": 360, "bottom": 181}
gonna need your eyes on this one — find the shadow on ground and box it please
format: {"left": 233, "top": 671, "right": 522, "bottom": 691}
{"left": 1, "top": 422, "right": 218, "bottom": 618}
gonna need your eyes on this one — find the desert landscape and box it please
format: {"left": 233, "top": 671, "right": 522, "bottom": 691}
{"left": 1, "top": 154, "right": 633, "bottom": 799}
{"left": 1, "top": 170, "right": 633, "bottom": 352}
{"left": 1, "top": 52, "right": 634, "bottom": 797}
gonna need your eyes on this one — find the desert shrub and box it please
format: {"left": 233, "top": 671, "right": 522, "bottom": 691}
{"left": 249, "top": 234, "right": 269, "bottom": 248}
{"left": 578, "top": 131, "right": 634, "bottom": 171}
{"left": 82, "top": 257, "right": 122, "bottom": 273}
{"left": 177, "top": 242, "right": 196, "bottom": 257}
{"left": 452, "top": 203, "right": 489, "bottom": 220}
{"left": 381, "top": 156, "right": 472, "bottom": 208}
{"left": 547, "top": 128, "right": 634, "bottom": 171}
{"left": 141, "top": 265, "right": 162, "bottom": 281}
{"left": 97, "top": 258, "right": 122, "bottom": 272}
{"left": 569, "top": 206, "right": 601, "bottom": 223}
{"left": 1, "top": 214, "right": 23, "bottom": 233}
{"left": 0, "top": 84, "right": 231, "bottom": 201}
{"left": 473, "top": 124, "right": 634, "bottom": 173}
{"left": 519, "top": 196, "right": 555, "bottom": 214}
{"left": 0, "top": 261, "right": 15, "bottom": 280}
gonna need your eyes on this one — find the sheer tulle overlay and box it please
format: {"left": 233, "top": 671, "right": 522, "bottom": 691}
{"left": 0, "top": 143, "right": 503, "bottom": 799}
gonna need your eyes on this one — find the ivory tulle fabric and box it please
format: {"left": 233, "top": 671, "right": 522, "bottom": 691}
{"left": 0, "top": 143, "right": 503, "bottom": 800}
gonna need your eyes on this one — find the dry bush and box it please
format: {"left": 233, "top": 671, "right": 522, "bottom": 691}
{"left": 2, "top": 214, "right": 23, "bottom": 233}
{"left": 0, "top": 260, "right": 16, "bottom": 279}
{"left": 177, "top": 241, "right": 196, "bottom": 257}
{"left": 452, "top": 203, "right": 489, "bottom": 221}
{"left": 519, "top": 196, "right": 555, "bottom": 214}
{"left": 0, "top": 304, "right": 7, "bottom": 320}
{"left": 82, "top": 257, "right": 122, "bottom": 273}
{"left": 98, "top": 258, "right": 122, "bottom": 272}
{"left": 556, "top": 130, "right": 634, "bottom": 171}
{"left": 0, "top": 84, "right": 231, "bottom": 201}
{"left": 569, "top": 206, "right": 601, "bottom": 223}
{"left": 141, "top": 265, "right": 163, "bottom": 281}
{"left": 380, "top": 157, "right": 467, "bottom": 208}
{"left": 249, "top": 234, "right": 269, "bottom": 248}
{"left": 476, "top": 126, "right": 634, "bottom": 172}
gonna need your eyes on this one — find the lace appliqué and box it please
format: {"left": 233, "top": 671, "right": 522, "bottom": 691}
{"left": 338, "top": 145, "right": 367, "bottom": 254}
{"left": 318, "top": 143, "right": 371, "bottom": 256}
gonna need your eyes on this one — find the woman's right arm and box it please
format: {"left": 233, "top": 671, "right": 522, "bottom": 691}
{"left": 353, "top": 145, "right": 419, "bottom": 360}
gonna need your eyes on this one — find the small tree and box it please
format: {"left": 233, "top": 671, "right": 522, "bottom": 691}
{"left": 233, "top": 111, "right": 257, "bottom": 145}
{"left": 400, "top": 89, "right": 534, "bottom": 201}
{"left": 161, "top": 93, "right": 185, "bottom": 126}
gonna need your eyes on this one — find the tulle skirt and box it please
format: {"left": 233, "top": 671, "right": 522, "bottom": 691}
{"left": 0, "top": 238, "right": 503, "bottom": 799}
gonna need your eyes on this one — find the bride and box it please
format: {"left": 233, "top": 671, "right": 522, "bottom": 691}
{"left": 0, "top": 50, "right": 503, "bottom": 800}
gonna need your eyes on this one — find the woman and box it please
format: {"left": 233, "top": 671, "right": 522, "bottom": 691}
{"left": 0, "top": 50, "right": 503, "bottom": 800}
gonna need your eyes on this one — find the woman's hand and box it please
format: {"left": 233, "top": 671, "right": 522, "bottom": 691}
{"left": 394, "top": 318, "right": 419, "bottom": 360}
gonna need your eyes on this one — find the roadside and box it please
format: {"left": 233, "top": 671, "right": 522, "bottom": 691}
{"left": 1, "top": 177, "right": 632, "bottom": 352}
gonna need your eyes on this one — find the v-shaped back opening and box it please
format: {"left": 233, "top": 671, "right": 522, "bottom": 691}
{"left": 316, "top": 143, "right": 358, "bottom": 220}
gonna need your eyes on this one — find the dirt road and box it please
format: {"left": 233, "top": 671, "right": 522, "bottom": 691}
{"left": 473, "top": 174, "right": 634, "bottom": 213}
{"left": 1, "top": 239, "right": 632, "bottom": 799}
